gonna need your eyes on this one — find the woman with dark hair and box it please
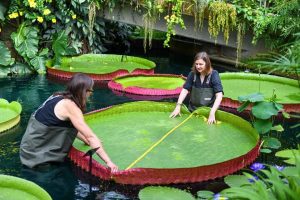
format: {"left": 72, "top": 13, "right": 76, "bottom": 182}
{"left": 170, "top": 52, "right": 223, "bottom": 124}
{"left": 20, "top": 73, "right": 118, "bottom": 172}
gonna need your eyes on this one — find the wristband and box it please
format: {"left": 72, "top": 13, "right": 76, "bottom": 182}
{"left": 176, "top": 103, "right": 182, "bottom": 106}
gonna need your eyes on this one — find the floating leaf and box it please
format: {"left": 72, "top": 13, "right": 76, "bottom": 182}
{"left": 197, "top": 190, "right": 214, "bottom": 199}
{"left": 224, "top": 175, "right": 250, "bottom": 187}
{"left": 139, "top": 186, "right": 195, "bottom": 200}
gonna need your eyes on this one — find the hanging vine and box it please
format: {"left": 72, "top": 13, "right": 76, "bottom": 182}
{"left": 235, "top": 21, "right": 245, "bottom": 67}
{"left": 88, "top": 1, "right": 97, "bottom": 37}
{"left": 163, "top": 0, "right": 186, "bottom": 47}
{"left": 142, "top": 0, "right": 161, "bottom": 52}
{"left": 192, "top": 0, "right": 208, "bottom": 30}
{"left": 208, "top": 1, "right": 237, "bottom": 44}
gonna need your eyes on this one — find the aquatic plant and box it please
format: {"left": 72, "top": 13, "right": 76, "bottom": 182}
{"left": 237, "top": 92, "right": 287, "bottom": 153}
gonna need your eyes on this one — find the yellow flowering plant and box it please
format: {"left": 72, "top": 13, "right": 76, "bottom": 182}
{"left": 7, "top": 0, "right": 55, "bottom": 24}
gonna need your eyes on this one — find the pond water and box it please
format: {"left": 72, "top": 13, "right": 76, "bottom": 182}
{"left": 0, "top": 53, "right": 299, "bottom": 200}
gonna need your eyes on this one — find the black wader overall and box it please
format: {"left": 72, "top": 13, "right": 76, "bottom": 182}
{"left": 20, "top": 96, "right": 77, "bottom": 168}
{"left": 189, "top": 73, "right": 214, "bottom": 112}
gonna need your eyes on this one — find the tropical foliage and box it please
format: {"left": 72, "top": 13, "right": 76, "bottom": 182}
{"left": 0, "top": 0, "right": 298, "bottom": 75}
{"left": 0, "top": 0, "right": 133, "bottom": 75}
{"left": 237, "top": 92, "right": 287, "bottom": 153}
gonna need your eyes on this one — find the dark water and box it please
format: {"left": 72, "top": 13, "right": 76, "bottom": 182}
{"left": 0, "top": 54, "right": 299, "bottom": 200}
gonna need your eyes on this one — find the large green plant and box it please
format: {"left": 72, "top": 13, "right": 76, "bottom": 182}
{"left": 0, "top": 41, "right": 15, "bottom": 67}
{"left": 237, "top": 92, "right": 286, "bottom": 153}
{"left": 246, "top": 33, "right": 300, "bottom": 84}
{"left": 51, "top": 30, "right": 77, "bottom": 66}
{"left": 10, "top": 22, "right": 48, "bottom": 73}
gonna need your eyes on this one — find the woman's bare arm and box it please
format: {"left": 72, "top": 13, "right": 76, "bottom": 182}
{"left": 207, "top": 92, "right": 223, "bottom": 124}
{"left": 63, "top": 100, "right": 118, "bottom": 172}
{"left": 169, "top": 88, "right": 189, "bottom": 118}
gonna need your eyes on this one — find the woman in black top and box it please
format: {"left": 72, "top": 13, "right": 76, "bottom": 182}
{"left": 20, "top": 73, "right": 118, "bottom": 172}
{"left": 170, "top": 52, "right": 223, "bottom": 124}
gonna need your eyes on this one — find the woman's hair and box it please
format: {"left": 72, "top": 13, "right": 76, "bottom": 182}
{"left": 191, "top": 51, "right": 212, "bottom": 75}
{"left": 55, "top": 73, "right": 94, "bottom": 112}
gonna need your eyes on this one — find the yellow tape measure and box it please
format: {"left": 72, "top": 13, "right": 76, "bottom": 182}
{"left": 125, "top": 113, "right": 194, "bottom": 170}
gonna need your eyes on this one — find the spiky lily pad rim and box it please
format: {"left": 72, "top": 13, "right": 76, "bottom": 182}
{"left": 46, "top": 54, "right": 156, "bottom": 81}
{"left": 0, "top": 99, "right": 22, "bottom": 133}
{"left": 108, "top": 74, "right": 186, "bottom": 96}
{"left": 69, "top": 101, "right": 260, "bottom": 185}
{"left": 220, "top": 72, "right": 300, "bottom": 113}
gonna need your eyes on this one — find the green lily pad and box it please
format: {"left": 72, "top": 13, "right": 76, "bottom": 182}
{"left": 139, "top": 186, "right": 195, "bottom": 200}
{"left": 221, "top": 72, "right": 300, "bottom": 104}
{"left": 113, "top": 74, "right": 185, "bottom": 90}
{"left": 70, "top": 101, "right": 259, "bottom": 184}
{"left": 48, "top": 54, "right": 156, "bottom": 74}
{"left": 0, "top": 175, "right": 52, "bottom": 200}
{"left": 224, "top": 175, "right": 251, "bottom": 187}
{"left": 0, "top": 99, "right": 22, "bottom": 133}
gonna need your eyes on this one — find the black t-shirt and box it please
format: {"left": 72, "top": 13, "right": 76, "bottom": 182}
{"left": 35, "top": 96, "right": 73, "bottom": 127}
{"left": 183, "top": 70, "right": 223, "bottom": 94}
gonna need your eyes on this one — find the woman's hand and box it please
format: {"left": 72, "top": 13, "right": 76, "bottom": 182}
{"left": 107, "top": 161, "right": 118, "bottom": 173}
{"left": 169, "top": 105, "right": 181, "bottom": 118}
{"left": 207, "top": 111, "right": 216, "bottom": 124}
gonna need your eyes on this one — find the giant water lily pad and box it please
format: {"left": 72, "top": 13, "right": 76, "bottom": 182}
{"left": 139, "top": 186, "right": 195, "bottom": 200}
{"left": 0, "top": 175, "right": 52, "bottom": 200}
{"left": 69, "top": 101, "right": 260, "bottom": 185}
{"left": 220, "top": 72, "right": 300, "bottom": 112}
{"left": 47, "top": 54, "right": 156, "bottom": 81}
{"left": 0, "top": 99, "right": 22, "bottom": 133}
{"left": 108, "top": 74, "right": 186, "bottom": 96}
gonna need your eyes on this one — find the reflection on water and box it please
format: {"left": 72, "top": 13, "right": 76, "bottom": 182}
{"left": 0, "top": 55, "right": 299, "bottom": 200}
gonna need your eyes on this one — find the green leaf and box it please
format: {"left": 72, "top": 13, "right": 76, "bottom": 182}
{"left": 52, "top": 30, "right": 76, "bottom": 66}
{"left": 275, "top": 149, "right": 299, "bottom": 165}
{"left": 10, "top": 62, "right": 32, "bottom": 75}
{"left": 0, "top": 41, "right": 15, "bottom": 66}
{"left": 263, "top": 137, "right": 281, "bottom": 149}
{"left": 139, "top": 186, "right": 195, "bottom": 200}
{"left": 271, "top": 125, "right": 284, "bottom": 132}
{"left": 10, "top": 23, "right": 39, "bottom": 59}
{"left": 197, "top": 190, "right": 214, "bottom": 199}
{"left": 224, "top": 175, "right": 250, "bottom": 187}
{"left": 238, "top": 93, "right": 264, "bottom": 103}
{"left": 30, "top": 56, "right": 46, "bottom": 72}
{"left": 282, "top": 111, "right": 290, "bottom": 119}
{"left": 39, "top": 48, "right": 49, "bottom": 56}
{"left": 252, "top": 102, "right": 279, "bottom": 119}
{"left": 253, "top": 119, "right": 272, "bottom": 134}
{"left": 282, "top": 166, "right": 297, "bottom": 176}
{"left": 260, "top": 148, "right": 272, "bottom": 153}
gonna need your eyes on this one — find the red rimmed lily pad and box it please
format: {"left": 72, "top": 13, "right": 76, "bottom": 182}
{"left": 220, "top": 72, "right": 300, "bottom": 113}
{"left": 69, "top": 101, "right": 260, "bottom": 185}
{"left": 108, "top": 74, "right": 186, "bottom": 96}
{"left": 47, "top": 54, "right": 156, "bottom": 81}
{"left": 0, "top": 99, "right": 22, "bottom": 133}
